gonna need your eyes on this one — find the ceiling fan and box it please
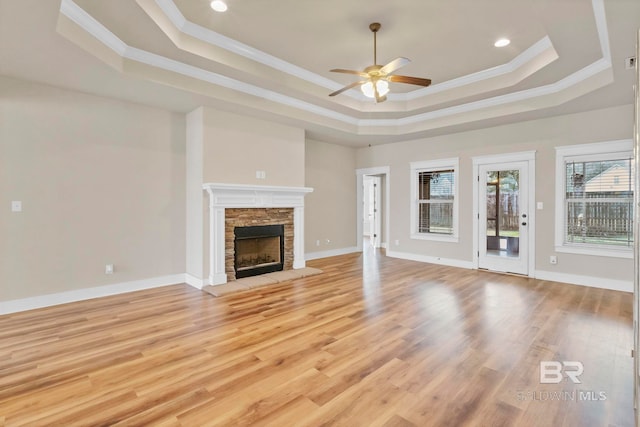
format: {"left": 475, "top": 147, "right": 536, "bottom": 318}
{"left": 329, "top": 22, "right": 432, "bottom": 103}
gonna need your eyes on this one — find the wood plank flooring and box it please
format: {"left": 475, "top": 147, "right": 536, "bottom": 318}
{"left": 0, "top": 249, "right": 634, "bottom": 426}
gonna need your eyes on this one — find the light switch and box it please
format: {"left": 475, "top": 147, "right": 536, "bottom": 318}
{"left": 536, "top": 202, "right": 543, "bottom": 210}
{"left": 11, "top": 201, "right": 22, "bottom": 212}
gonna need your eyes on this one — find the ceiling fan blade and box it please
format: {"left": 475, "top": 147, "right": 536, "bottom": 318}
{"left": 380, "top": 57, "right": 410, "bottom": 75}
{"left": 387, "top": 75, "right": 432, "bottom": 87}
{"left": 330, "top": 68, "right": 369, "bottom": 77}
{"left": 329, "top": 80, "right": 366, "bottom": 97}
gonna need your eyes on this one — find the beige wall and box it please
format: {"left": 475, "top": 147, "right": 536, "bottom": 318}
{"left": 305, "top": 139, "right": 358, "bottom": 253}
{"left": 356, "top": 104, "right": 634, "bottom": 283}
{"left": 201, "top": 108, "right": 305, "bottom": 187}
{"left": 0, "top": 76, "right": 186, "bottom": 301}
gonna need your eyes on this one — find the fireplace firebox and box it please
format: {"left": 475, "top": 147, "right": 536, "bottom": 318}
{"left": 234, "top": 224, "right": 285, "bottom": 279}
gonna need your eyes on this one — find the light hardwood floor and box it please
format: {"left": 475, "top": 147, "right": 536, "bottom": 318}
{"left": 0, "top": 249, "right": 634, "bottom": 426}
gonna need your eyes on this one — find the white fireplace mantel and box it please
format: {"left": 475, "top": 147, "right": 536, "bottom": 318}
{"left": 203, "top": 183, "right": 313, "bottom": 208}
{"left": 203, "top": 183, "right": 313, "bottom": 285}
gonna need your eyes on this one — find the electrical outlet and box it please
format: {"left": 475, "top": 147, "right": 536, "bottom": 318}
{"left": 11, "top": 201, "right": 22, "bottom": 212}
{"left": 625, "top": 56, "right": 636, "bottom": 70}
{"left": 105, "top": 264, "right": 114, "bottom": 274}
{"left": 316, "top": 240, "right": 320, "bottom": 247}
{"left": 394, "top": 239, "right": 400, "bottom": 246}
{"left": 549, "top": 256, "right": 557, "bottom": 265}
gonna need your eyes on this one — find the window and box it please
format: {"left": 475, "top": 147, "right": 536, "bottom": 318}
{"left": 411, "top": 158, "right": 459, "bottom": 242}
{"left": 555, "top": 140, "right": 633, "bottom": 258}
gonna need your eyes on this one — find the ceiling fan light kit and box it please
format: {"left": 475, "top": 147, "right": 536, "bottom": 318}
{"left": 362, "top": 80, "right": 389, "bottom": 98}
{"left": 329, "top": 22, "right": 431, "bottom": 103}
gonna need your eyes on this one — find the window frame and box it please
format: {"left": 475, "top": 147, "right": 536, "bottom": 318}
{"left": 410, "top": 157, "right": 459, "bottom": 242}
{"left": 554, "top": 140, "right": 633, "bottom": 259}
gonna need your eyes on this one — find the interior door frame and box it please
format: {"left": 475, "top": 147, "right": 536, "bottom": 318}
{"left": 633, "top": 28, "right": 639, "bottom": 417}
{"left": 356, "top": 166, "right": 390, "bottom": 252}
{"left": 371, "top": 175, "right": 382, "bottom": 248}
{"left": 472, "top": 151, "right": 536, "bottom": 277}
{"left": 363, "top": 176, "right": 373, "bottom": 237}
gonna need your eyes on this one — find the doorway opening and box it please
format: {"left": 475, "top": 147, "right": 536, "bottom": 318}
{"left": 356, "top": 167, "right": 390, "bottom": 254}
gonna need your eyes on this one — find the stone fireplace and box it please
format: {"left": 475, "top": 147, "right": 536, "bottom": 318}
{"left": 203, "top": 183, "right": 313, "bottom": 285}
{"left": 225, "top": 209, "right": 293, "bottom": 281}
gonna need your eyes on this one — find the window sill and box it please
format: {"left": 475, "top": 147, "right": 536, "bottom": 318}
{"left": 554, "top": 245, "right": 633, "bottom": 259}
{"left": 411, "top": 233, "right": 459, "bottom": 243}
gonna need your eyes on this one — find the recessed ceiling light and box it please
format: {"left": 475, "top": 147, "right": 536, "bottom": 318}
{"left": 494, "top": 38, "right": 510, "bottom": 48}
{"left": 210, "top": 0, "right": 228, "bottom": 12}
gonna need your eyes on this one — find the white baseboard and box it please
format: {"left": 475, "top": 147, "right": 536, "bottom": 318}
{"left": 2, "top": 265, "right": 630, "bottom": 316}
{"left": 0, "top": 274, "right": 185, "bottom": 315}
{"left": 386, "top": 250, "right": 629, "bottom": 292}
{"left": 305, "top": 246, "right": 360, "bottom": 261}
{"left": 386, "top": 249, "right": 474, "bottom": 270}
{"left": 534, "top": 270, "right": 632, "bottom": 293}
{"left": 185, "top": 274, "right": 205, "bottom": 289}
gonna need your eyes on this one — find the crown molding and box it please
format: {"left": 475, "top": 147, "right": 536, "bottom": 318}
{"left": 139, "top": 54, "right": 358, "bottom": 124}
{"left": 154, "top": 0, "right": 342, "bottom": 93}
{"left": 397, "top": 36, "right": 556, "bottom": 101}
{"left": 60, "top": 0, "right": 127, "bottom": 55}
{"left": 591, "top": 0, "right": 611, "bottom": 62}
{"left": 372, "top": 57, "right": 613, "bottom": 127}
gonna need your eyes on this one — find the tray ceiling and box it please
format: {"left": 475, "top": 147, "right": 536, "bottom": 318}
{"left": 1, "top": 0, "right": 638, "bottom": 146}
